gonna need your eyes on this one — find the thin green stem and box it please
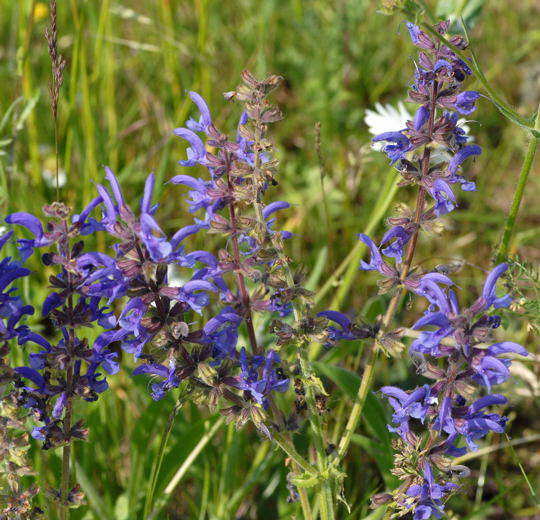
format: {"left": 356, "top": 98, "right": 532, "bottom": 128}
{"left": 503, "top": 433, "right": 538, "bottom": 503}
{"left": 298, "top": 350, "right": 334, "bottom": 520}
{"left": 272, "top": 431, "right": 318, "bottom": 474}
{"left": 143, "top": 397, "right": 183, "bottom": 519}
{"left": 273, "top": 431, "right": 315, "bottom": 519}
{"left": 453, "top": 433, "right": 540, "bottom": 464}
{"left": 54, "top": 117, "right": 60, "bottom": 201}
{"left": 496, "top": 103, "right": 540, "bottom": 263}
{"left": 148, "top": 416, "right": 224, "bottom": 520}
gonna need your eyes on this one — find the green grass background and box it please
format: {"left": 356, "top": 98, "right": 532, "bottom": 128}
{"left": 0, "top": 0, "right": 538, "bottom": 518}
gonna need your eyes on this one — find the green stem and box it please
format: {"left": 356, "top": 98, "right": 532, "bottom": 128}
{"left": 248, "top": 101, "right": 333, "bottom": 518}
{"left": 148, "top": 416, "right": 224, "bottom": 520}
{"left": 496, "top": 103, "right": 540, "bottom": 262}
{"left": 143, "top": 397, "right": 183, "bottom": 519}
{"left": 272, "top": 431, "right": 317, "bottom": 520}
{"left": 298, "top": 350, "right": 334, "bottom": 520}
{"left": 54, "top": 116, "right": 60, "bottom": 201}
{"left": 272, "top": 431, "right": 318, "bottom": 474}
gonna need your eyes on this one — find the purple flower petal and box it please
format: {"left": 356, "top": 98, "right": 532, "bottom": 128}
{"left": 5, "top": 213, "right": 44, "bottom": 239}
{"left": 262, "top": 201, "right": 290, "bottom": 220}
{"left": 104, "top": 166, "right": 124, "bottom": 206}
{"left": 140, "top": 173, "right": 155, "bottom": 214}
{"left": 317, "top": 310, "right": 351, "bottom": 329}
{"left": 448, "top": 145, "right": 482, "bottom": 175}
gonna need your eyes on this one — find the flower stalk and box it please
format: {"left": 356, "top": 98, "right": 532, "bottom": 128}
{"left": 496, "top": 102, "right": 540, "bottom": 263}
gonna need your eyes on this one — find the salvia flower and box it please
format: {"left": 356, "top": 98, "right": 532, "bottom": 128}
{"left": 378, "top": 265, "right": 527, "bottom": 518}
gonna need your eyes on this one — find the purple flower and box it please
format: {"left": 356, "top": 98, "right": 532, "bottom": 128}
{"left": 413, "top": 105, "right": 430, "bottom": 130}
{"left": 448, "top": 145, "right": 482, "bottom": 176}
{"left": 139, "top": 213, "right": 173, "bottom": 262}
{"left": 372, "top": 131, "right": 411, "bottom": 164}
{"left": 380, "top": 225, "right": 411, "bottom": 263}
{"left": 317, "top": 310, "right": 374, "bottom": 346}
{"left": 405, "top": 22, "right": 434, "bottom": 51}
{"left": 405, "top": 462, "right": 457, "bottom": 519}
{"left": 235, "top": 348, "right": 289, "bottom": 408}
{"left": 169, "top": 174, "right": 218, "bottom": 222}
{"left": 454, "top": 91, "right": 480, "bottom": 115}
{"left": 480, "top": 263, "right": 512, "bottom": 309}
{"left": 428, "top": 179, "right": 456, "bottom": 216}
{"left": 174, "top": 128, "right": 208, "bottom": 167}
{"left": 5, "top": 213, "right": 54, "bottom": 260}
{"left": 358, "top": 233, "right": 397, "bottom": 278}
{"left": 133, "top": 361, "right": 179, "bottom": 400}
{"left": 406, "top": 272, "right": 454, "bottom": 313}
{"left": 453, "top": 394, "right": 508, "bottom": 450}
{"left": 186, "top": 91, "right": 213, "bottom": 134}
{"left": 203, "top": 306, "right": 241, "bottom": 360}
{"left": 176, "top": 279, "right": 216, "bottom": 313}
{"left": 471, "top": 341, "right": 528, "bottom": 389}
{"left": 411, "top": 311, "right": 454, "bottom": 356}
{"left": 380, "top": 385, "right": 436, "bottom": 439}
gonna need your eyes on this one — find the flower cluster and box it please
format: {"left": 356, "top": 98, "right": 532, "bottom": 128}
{"left": 374, "top": 20, "right": 481, "bottom": 220}
{"left": 166, "top": 73, "right": 311, "bottom": 429}
{"left": 0, "top": 231, "right": 33, "bottom": 346}
{"left": 379, "top": 264, "right": 527, "bottom": 519}
{"left": 58, "top": 73, "right": 315, "bottom": 442}
{"left": 4, "top": 202, "right": 119, "bottom": 451}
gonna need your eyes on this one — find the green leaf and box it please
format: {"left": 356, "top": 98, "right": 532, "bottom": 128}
{"left": 75, "top": 461, "right": 114, "bottom": 519}
{"left": 312, "top": 362, "right": 397, "bottom": 486}
{"left": 14, "top": 92, "right": 40, "bottom": 133}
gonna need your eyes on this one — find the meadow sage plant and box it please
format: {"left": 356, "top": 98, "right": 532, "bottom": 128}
{"left": 316, "top": 20, "right": 529, "bottom": 520}
{"left": 0, "top": 13, "right": 533, "bottom": 520}
{"left": 4, "top": 201, "right": 119, "bottom": 517}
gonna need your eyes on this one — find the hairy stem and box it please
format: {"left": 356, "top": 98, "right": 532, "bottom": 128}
{"left": 226, "top": 159, "right": 260, "bottom": 356}
{"left": 60, "top": 228, "right": 75, "bottom": 520}
{"left": 496, "top": 102, "right": 540, "bottom": 263}
{"left": 250, "top": 115, "right": 333, "bottom": 518}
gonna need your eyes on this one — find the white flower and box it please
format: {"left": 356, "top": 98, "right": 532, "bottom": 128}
{"left": 365, "top": 101, "right": 472, "bottom": 160}
{"left": 42, "top": 168, "right": 67, "bottom": 189}
{"left": 167, "top": 265, "right": 187, "bottom": 288}
{"left": 364, "top": 102, "right": 410, "bottom": 150}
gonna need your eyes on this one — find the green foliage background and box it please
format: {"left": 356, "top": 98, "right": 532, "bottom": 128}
{"left": 0, "top": 0, "right": 538, "bottom": 518}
